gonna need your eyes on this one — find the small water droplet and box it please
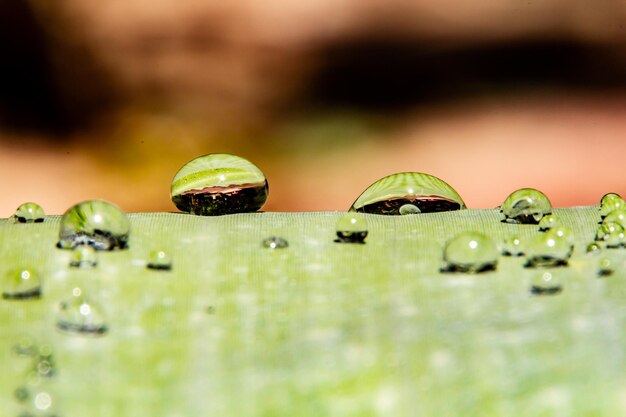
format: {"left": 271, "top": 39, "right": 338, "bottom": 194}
{"left": 530, "top": 271, "right": 562, "bottom": 295}
{"left": 501, "top": 188, "right": 552, "bottom": 224}
{"left": 14, "top": 203, "right": 45, "bottom": 223}
{"left": 262, "top": 236, "right": 289, "bottom": 249}
{"left": 56, "top": 289, "right": 108, "bottom": 335}
{"left": 501, "top": 235, "right": 525, "bottom": 256}
{"left": 596, "top": 222, "right": 626, "bottom": 248}
{"left": 538, "top": 213, "right": 560, "bottom": 231}
{"left": 600, "top": 192, "right": 624, "bottom": 218}
{"left": 57, "top": 200, "right": 130, "bottom": 250}
{"left": 399, "top": 204, "right": 421, "bottom": 215}
{"left": 349, "top": 172, "right": 465, "bottom": 215}
{"left": 69, "top": 246, "right": 98, "bottom": 268}
{"left": 335, "top": 213, "right": 368, "bottom": 243}
{"left": 525, "top": 229, "right": 572, "bottom": 267}
{"left": 442, "top": 232, "right": 498, "bottom": 273}
{"left": 602, "top": 209, "right": 626, "bottom": 229}
{"left": 2, "top": 269, "right": 41, "bottom": 300}
{"left": 586, "top": 242, "right": 602, "bottom": 255}
{"left": 170, "top": 153, "right": 268, "bottom": 216}
{"left": 597, "top": 257, "right": 614, "bottom": 277}
{"left": 147, "top": 250, "right": 173, "bottom": 270}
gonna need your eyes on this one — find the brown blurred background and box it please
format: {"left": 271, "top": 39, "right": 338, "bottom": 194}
{"left": 1, "top": 0, "right": 625, "bottom": 215}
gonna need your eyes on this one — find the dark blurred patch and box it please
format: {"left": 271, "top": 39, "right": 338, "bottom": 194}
{"left": 0, "top": 0, "right": 118, "bottom": 135}
{"left": 307, "top": 36, "right": 626, "bottom": 110}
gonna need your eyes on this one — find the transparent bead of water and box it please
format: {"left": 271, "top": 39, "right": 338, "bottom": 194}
{"left": 596, "top": 222, "right": 624, "bottom": 244}
{"left": 335, "top": 213, "right": 368, "bottom": 243}
{"left": 399, "top": 204, "right": 421, "bottom": 215}
{"left": 530, "top": 271, "right": 562, "bottom": 295}
{"left": 597, "top": 257, "right": 614, "bottom": 277}
{"left": 69, "top": 246, "right": 98, "bottom": 268}
{"left": 349, "top": 172, "right": 465, "bottom": 215}
{"left": 501, "top": 235, "right": 525, "bottom": 256}
{"left": 442, "top": 231, "right": 498, "bottom": 273}
{"left": 549, "top": 225, "right": 575, "bottom": 246}
{"left": 14, "top": 202, "right": 45, "bottom": 223}
{"left": 14, "top": 378, "right": 58, "bottom": 416}
{"left": 600, "top": 193, "right": 624, "bottom": 218}
{"left": 171, "top": 153, "right": 268, "bottom": 216}
{"left": 501, "top": 188, "right": 552, "bottom": 224}
{"left": 57, "top": 200, "right": 130, "bottom": 250}
{"left": 602, "top": 209, "right": 626, "bottom": 229}
{"left": 2, "top": 269, "right": 41, "bottom": 300}
{"left": 605, "top": 228, "right": 626, "bottom": 249}
{"left": 586, "top": 242, "right": 602, "bottom": 255}
{"left": 147, "top": 250, "right": 173, "bottom": 270}
{"left": 262, "top": 236, "right": 289, "bottom": 249}
{"left": 56, "top": 288, "right": 108, "bottom": 335}
{"left": 525, "top": 229, "right": 572, "bottom": 267}
{"left": 538, "top": 213, "right": 560, "bottom": 231}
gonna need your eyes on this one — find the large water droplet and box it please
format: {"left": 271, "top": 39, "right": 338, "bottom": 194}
{"left": 14, "top": 202, "right": 45, "bottom": 223}
{"left": 525, "top": 229, "right": 572, "bottom": 267}
{"left": 335, "top": 213, "right": 368, "bottom": 243}
{"left": 69, "top": 246, "right": 98, "bottom": 268}
{"left": 170, "top": 153, "right": 268, "bottom": 216}
{"left": 442, "top": 232, "right": 498, "bottom": 273}
{"left": 57, "top": 200, "right": 130, "bottom": 250}
{"left": 501, "top": 188, "right": 552, "bottom": 224}
{"left": 530, "top": 271, "right": 562, "bottom": 295}
{"left": 349, "top": 172, "right": 465, "bottom": 215}
{"left": 538, "top": 213, "right": 560, "bottom": 231}
{"left": 501, "top": 235, "right": 525, "bottom": 256}
{"left": 602, "top": 209, "right": 626, "bottom": 229}
{"left": 600, "top": 193, "right": 624, "bottom": 218}
{"left": 262, "top": 236, "right": 289, "bottom": 249}
{"left": 56, "top": 288, "right": 108, "bottom": 335}
{"left": 2, "top": 269, "right": 41, "bottom": 300}
{"left": 147, "top": 250, "right": 173, "bottom": 270}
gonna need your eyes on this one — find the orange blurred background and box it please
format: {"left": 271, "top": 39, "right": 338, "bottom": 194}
{"left": 1, "top": 0, "right": 625, "bottom": 215}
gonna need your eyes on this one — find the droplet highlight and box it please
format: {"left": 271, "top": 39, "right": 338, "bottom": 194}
{"left": 335, "top": 213, "right": 368, "bottom": 243}
{"left": 56, "top": 289, "right": 108, "bottom": 335}
{"left": 171, "top": 153, "right": 268, "bottom": 216}
{"left": 2, "top": 269, "right": 41, "bottom": 300}
{"left": 147, "top": 250, "right": 173, "bottom": 270}
{"left": 57, "top": 200, "right": 130, "bottom": 250}
{"left": 525, "top": 229, "right": 572, "bottom": 268}
{"left": 530, "top": 271, "right": 562, "bottom": 295}
{"left": 262, "top": 236, "right": 289, "bottom": 249}
{"left": 14, "top": 202, "right": 45, "bottom": 223}
{"left": 501, "top": 188, "right": 552, "bottom": 224}
{"left": 69, "top": 246, "right": 98, "bottom": 268}
{"left": 350, "top": 172, "right": 465, "bottom": 215}
{"left": 442, "top": 232, "right": 498, "bottom": 273}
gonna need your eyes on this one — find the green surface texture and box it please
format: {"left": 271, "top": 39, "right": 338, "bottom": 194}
{"left": 1, "top": 207, "right": 626, "bottom": 416}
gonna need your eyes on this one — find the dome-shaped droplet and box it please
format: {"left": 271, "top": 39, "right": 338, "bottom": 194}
{"left": 538, "top": 213, "right": 560, "bottom": 231}
{"left": 549, "top": 225, "right": 575, "bottom": 246}
{"left": 262, "top": 236, "right": 289, "bottom": 249}
{"left": 2, "top": 269, "right": 41, "bottom": 300}
{"left": 596, "top": 222, "right": 624, "bottom": 244}
{"left": 525, "top": 229, "right": 572, "bottom": 268}
{"left": 69, "top": 246, "right": 98, "bottom": 268}
{"left": 147, "top": 250, "right": 173, "bottom": 270}
{"left": 586, "top": 242, "right": 602, "bottom": 255}
{"left": 501, "top": 188, "right": 552, "bottom": 224}
{"left": 335, "top": 213, "right": 368, "bottom": 243}
{"left": 350, "top": 172, "right": 465, "bottom": 215}
{"left": 170, "top": 153, "right": 268, "bottom": 216}
{"left": 597, "top": 257, "right": 614, "bottom": 277}
{"left": 56, "top": 288, "right": 108, "bottom": 335}
{"left": 442, "top": 232, "right": 498, "bottom": 273}
{"left": 501, "top": 235, "right": 525, "bottom": 256}
{"left": 530, "top": 271, "right": 562, "bottom": 295}
{"left": 57, "top": 200, "right": 130, "bottom": 251}
{"left": 14, "top": 202, "right": 45, "bottom": 223}
{"left": 602, "top": 209, "right": 626, "bottom": 229}
{"left": 399, "top": 204, "right": 421, "bottom": 215}
{"left": 600, "top": 193, "right": 624, "bottom": 218}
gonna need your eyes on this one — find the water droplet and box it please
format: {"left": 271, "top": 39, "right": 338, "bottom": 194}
{"left": 147, "top": 250, "right": 173, "bottom": 270}
{"left": 399, "top": 204, "right": 421, "bottom": 215}
{"left": 13, "top": 336, "right": 36, "bottom": 356}
{"left": 335, "top": 213, "right": 368, "bottom": 243}
{"left": 442, "top": 232, "right": 498, "bottom": 273}
{"left": 538, "top": 213, "right": 560, "bottom": 231}
{"left": 34, "top": 345, "right": 56, "bottom": 378}
{"left": 14, "top": 203, "right": 45, "bottom": 223}
{"left": 56, "top": 289, "right": 108, "bottom": 335}
{"left": 349, "top": 172, "right": 465, "bottom": 215}
{"left": 2, "top": 269, "right": 41, "bottom": 300}
{"left": 170, "top": 153, "right": 268, "bottom": 216}
{"left": 501, "top": 235, "right": 525, "bottom": 256}
{"left": 57, "top": 200, "right": 130, "bottom": 250}
{"left": 69, "top": 246, "right": 98, "bottom": 268}
{"left": 530, "top": 271, "right": 562, "bottom": 295}
{"left": 595, "top": 222, "right": 626, "bottom": 248}
{"left": 602, "top": 209, "right": 626, "bottom": 229}
{"left": 586, "top": 242, "right": 602, "bottom": 255}
{"left": 501, "top": 188, "right": 552, "bottom": 224}
{"left": 15, "top": 379, "right": 57, "bottom": 415}
{"left": 525, "top": 229, "right": 572, "bottom": 268}
{"left": 597, "top": 257, "right": 614, "bottom": 277}
{"left": 600, "top": 193, "right": 624, "bottom": 218}
{"left": 549, "top": 225, "right": 575, "bottom": 246}
{"left": 262, "top": 236, "right": 289, "bottom": 249}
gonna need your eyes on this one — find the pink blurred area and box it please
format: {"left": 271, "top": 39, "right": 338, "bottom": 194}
{"left": 0, "top": 0, "right": 625, "bottom": 215}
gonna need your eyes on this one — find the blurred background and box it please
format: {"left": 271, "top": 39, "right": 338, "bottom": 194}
{"left": 1, "top": 0, "right": 625, "bottom": 214}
